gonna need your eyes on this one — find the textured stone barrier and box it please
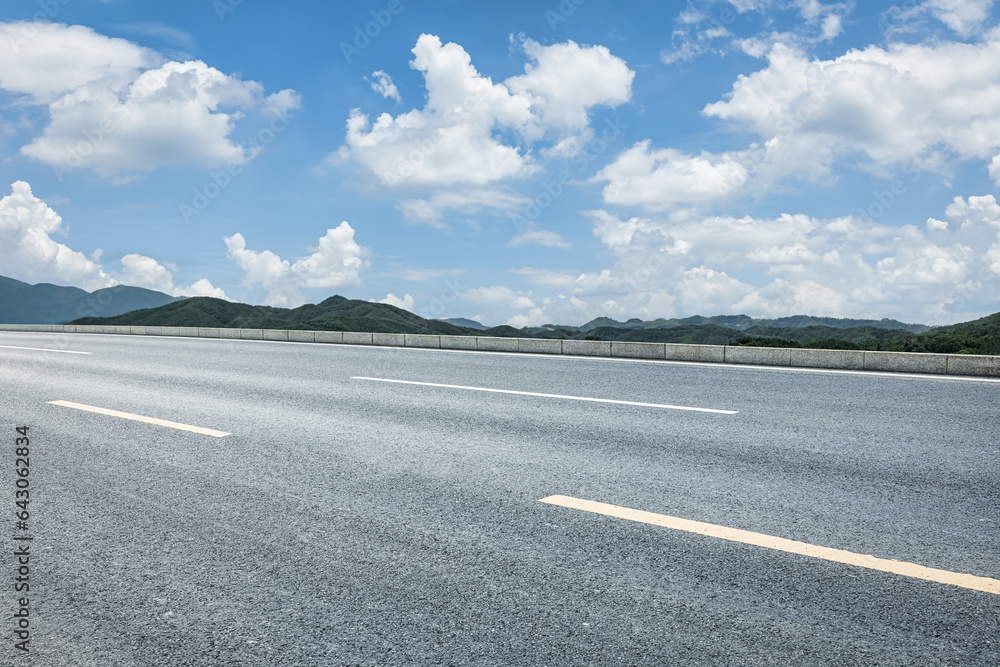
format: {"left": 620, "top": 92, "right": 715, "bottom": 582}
{"left": 1, "top": 325, "right": 997, "bottom": 377}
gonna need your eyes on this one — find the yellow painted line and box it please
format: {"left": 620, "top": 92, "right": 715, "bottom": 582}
{"left": 352, "top": 377, "right": 738, "bottom": 414}
{"left": 47, "top": 400, "right": 231, "bottom": 438}
{"left": 539, "top": 495, "right": 1000, "bottom": 596}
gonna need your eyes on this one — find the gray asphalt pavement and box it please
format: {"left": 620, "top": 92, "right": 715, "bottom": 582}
{"left": 1, "top": 331, "right": 998, "bottom": 666}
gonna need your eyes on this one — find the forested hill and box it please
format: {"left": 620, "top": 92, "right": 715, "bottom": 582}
{"left": 70, "top": 296, "right": 516, "bottom": 337}
{"left": 69, "top": 296, "right": 1000, "bottom": 355}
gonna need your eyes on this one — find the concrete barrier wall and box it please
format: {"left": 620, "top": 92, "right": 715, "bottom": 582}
{"left": 520, "top": 338, "right": 562, "bottom": 355}
{"left": 611, "top": 341, "right": 664, "bottom": 360}
{"left": 789, "top": 348, "right": 865, "bottom": 371}
{"left": 665, "top": 344, "right": 726, "bottom": 363}
{"left": 563, "top": 340, "right": 612, "bottom": 357}
{"left": 405, "top": 334, "right": 440, "bottom": 349}
{"left": 863, "top": 350, "right": 947, "bottom": 375}
{"left": 372, "top": 332, "right": 403, "bottom": 347}
{"left": 946, "top": 354, "right": 1000, "bottom": 377}
{"left": 2, "top": 324, "right": 998, "bottom": 377}
{"left": 726, "top": 346, "right": 791, "bottom": 367}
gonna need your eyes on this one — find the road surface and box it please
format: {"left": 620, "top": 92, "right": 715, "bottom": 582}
{"left": 1, "top": 331, "right": 998, "bottom": 665}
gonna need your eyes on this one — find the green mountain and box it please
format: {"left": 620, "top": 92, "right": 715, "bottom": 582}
{"left": 70, "top": 295, "right": 493, "bottom": 335}
{"left": 0, "top": 275, "right": 181, "bottom": 324}
{"left": 560, "top": 314, "right": 930, "bottom": 333}
{"left": 878, "top": 312, "right": 1000, "bottom": 355}
{"left": 440, "top": 317, "right": 488, "bottom": 330}
{"left": 64, "top": 293, "right": 999, "bottom": 356}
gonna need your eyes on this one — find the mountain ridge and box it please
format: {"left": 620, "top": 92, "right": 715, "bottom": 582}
{"left": 61, "top": 291, "right": 1000, "bottom": 355}
{"left": 0, "top": 275, "right": 182, "bottom": 324}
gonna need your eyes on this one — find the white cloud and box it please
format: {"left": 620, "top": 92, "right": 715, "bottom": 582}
{"left": 508, "top": 229, "right": 571, "bottom": 248}
{"left": 399, "top": 188, "right": 529, "bottom": 228}
{"left": 339, "top": 34, "right": 633, "bottom": 192}
{"left": 0, "top": 22, "right": 160, "bottom": 104}
{"left": 662, "top": 1, "right": 853, "bottom": 65}
{"left": 186, "top": 278, "right": 229, "bottom": 298}
{"left": 119, "top": 253, "right": 174, "bottom": 293}
{"left": 676, "top": 266, "right": 755, "bottom": 314}
{"left": 0, "top": 180, "right": 113, "bottom": 290}
{"left": 262, "top": 88, "right": 302, "bottom": 118}
{"left": 224, "top": 223, "right": 369, "bottom": 307}
{"left": 368, "top": 70, "right": 401, "bottom": 102}
{"left": 505, "top": 38, "right": 634, "bottom": 136}
{"left": 621, "top": 34, "right": 1000, "bottom": 212}
{"left": 701, "top": 37, "right": 1000, "bottom": 187}
{"left": 120, "top": 254, "right": 228, "bottom": 299}
{"left": 594, "top": 141, "right": 751, "bottom": 211}
{"left": 376, "top": 293, "right": 415, "bottom": 311}
{"left": 990, "top": 153, "right": 1000, "bottom": 185}
{"left": 1, "top": 22, "right": 299, "bottom": 178}
{"left": 0, "top": 180, "right": 221, "bottom": 296}
{"left": 497, "top": 198, "right": 1000, "bottom": 325}
{"left": 888, "top": 0, "right": 996, "bottom": 37}
{"left": 506, "top": 308, "right": 546, "bottom": 328}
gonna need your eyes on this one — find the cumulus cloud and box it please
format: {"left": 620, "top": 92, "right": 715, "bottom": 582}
{"left": 0, "top": 22, "right": 160, "bottom": 104}
{"left": 224, "top": 223, "right": 369, "bottom": 307}
{"left": 593, "top": 141, "right": 751, "bottom": 211}
{"left": 0, "top": 21, "right": 299, "bottom": 178}
{"left": 376, "top": 293, "right": 415, "bottom": 311}
{"left": 368, "top": 70, "right": 401, "bottom": 102}
{"left": 0, "top": 180, "right": 112, "bottom": 290}
{"left": 0, "top": 180, "right": 222, "bottom": 295}
{"left": 339, "top": 34, "right": 633, "bottom": 193}
{"left": 505, "top": 38, "right": 634, "bottom": 136}
{"left": 455, "top": 284, "right": 550, "bottom": 327}
{"left": 585, "top": 201, "right": 999, "bottom": 322}
{"left": 262, "top": 88, "right": 302, "bottom": 118}
{"left": 617, "top": 35, "right": 1000, "bottom": 212}
{"left": 120, "top": 254, "right": 228, "bottom": 299}
{"left": 483, "top": 196, "right": 1000, "bottom": 326}
{"left": 704, "top": 38, "right": 1000, "bottom": 182}
{"left": 990, "top": 153, "right": 1000, "bottom": 185}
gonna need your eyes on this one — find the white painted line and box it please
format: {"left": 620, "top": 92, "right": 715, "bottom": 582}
{"left": 47, "top": 400, "right": 231, "bottom": 437}
{"left": 540, "top": 495, "right": 1000, "bottom": 596}
{"left": 351, "top": 376, "right": 738, "bottom": 414}
{"left": 0, "top": 345, "right": 90, "bottom": 355}
{"left": 337, "top": 344, "right": 1000, "bottom": 384}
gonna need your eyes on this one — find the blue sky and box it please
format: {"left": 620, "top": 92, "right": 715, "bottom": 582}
{"left": 2, "top": 0, "right": 1000, "bottom": 326}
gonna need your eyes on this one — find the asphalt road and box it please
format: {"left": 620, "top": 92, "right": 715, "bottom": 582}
{"left": 1, "top": 331, "right": 998, "bottom": 666}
